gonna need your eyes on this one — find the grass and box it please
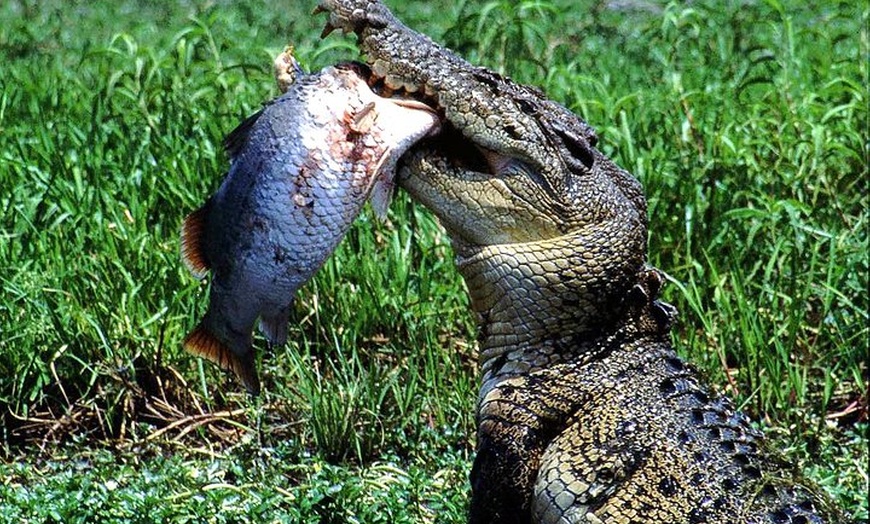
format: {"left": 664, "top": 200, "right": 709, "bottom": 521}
{"left": 0, "top": 0, "right": 866, "bottom": 521}
{"left": 1, "top": 441, "right": 471, "bottom": 523}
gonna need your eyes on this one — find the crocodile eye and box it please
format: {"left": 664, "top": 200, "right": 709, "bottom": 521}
{"left": 553, "top": 127, "right": 594, "bottom": 169}
{"left": 517, "top": 98, "right": 537, "bottom": 116}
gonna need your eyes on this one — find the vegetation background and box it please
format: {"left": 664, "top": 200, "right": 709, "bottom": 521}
{"left": 0, "top": 0, "right": 866, "bottom": 521}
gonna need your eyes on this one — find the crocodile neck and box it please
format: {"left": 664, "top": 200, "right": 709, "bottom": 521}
{"left": 450, "top": 220, "right": 657, "bottom": 398}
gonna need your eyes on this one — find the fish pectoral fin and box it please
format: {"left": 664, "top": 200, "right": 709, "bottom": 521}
{"left": 180, "top": 203, "right": 212, "bottom": 279}
{"left": 369, "top": 176, "right": 395, "bottom": 220}
{"left": 183, "top": 322, "right": 261, "bottom": 395}
{"left": 259, "top": 306, "right": 291, "bottom": 348}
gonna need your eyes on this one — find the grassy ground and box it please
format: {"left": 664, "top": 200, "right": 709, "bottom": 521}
{"left": 0, "top": 0, "right": 866, "bottom": 522}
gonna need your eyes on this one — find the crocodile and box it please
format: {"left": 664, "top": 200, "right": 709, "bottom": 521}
{"left": 314, "top": 1, "right": 844, "bottom": 522}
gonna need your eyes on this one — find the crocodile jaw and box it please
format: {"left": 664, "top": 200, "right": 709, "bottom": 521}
{"left": 316, "top": 0, "right": 649, "bottom": 362}
{"left": 398, "top": 146, "right": 567, "bottom": 247}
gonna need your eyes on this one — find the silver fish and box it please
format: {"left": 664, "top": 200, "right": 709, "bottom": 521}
{"left": 181, "top": 53, "right": 439, "bottom": 394}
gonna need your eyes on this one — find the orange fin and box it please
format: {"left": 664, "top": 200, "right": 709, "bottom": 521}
{"left": 181, "top": 203, "right": 211, "bottom": 279}
{"left": 183, "top": 322, "right": 260, "bottom": 395}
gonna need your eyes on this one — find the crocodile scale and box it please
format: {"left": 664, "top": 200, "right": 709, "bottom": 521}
{"left": 315, "top": 1, "right": 844, "bottom": 522}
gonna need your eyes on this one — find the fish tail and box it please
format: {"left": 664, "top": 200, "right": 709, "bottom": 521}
{"left": 181, "top": 201, "right": 212, "bottom": 279}
{"left": 183, "top": 320, "right": 260, "bottom": 395}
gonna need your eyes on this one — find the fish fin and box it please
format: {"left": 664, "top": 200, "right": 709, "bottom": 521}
{"left": 258, "top": 305, "right": 291, "bottom": 348}
{"left": 224, "top": 108, "right": 265, "bottom": 159}
{"left": 369, "top": 177, "right": 394, "bottom": 220}
{"left": 183, "top": 321, "right": 261, "bottom": 395}
{"left": 368, "top": 144, "right": 398, "bottom": 220}
{"left": 180, "top": 202, "right": 211, "bottom": 279}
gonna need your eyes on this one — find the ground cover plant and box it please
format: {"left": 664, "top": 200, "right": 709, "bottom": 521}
{"left": 0, "top": 0, "right": 866, "bottom": 522}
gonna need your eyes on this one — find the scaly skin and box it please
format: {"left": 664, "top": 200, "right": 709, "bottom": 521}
{"left": 315, "top": 1, "right": 844, "bottom": 522}
{"left": 183, "top": 54, "right": 438, "bottom": 394}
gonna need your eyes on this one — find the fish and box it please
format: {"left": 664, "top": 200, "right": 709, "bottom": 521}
{"left": 180, "top": 51, "right": 440, "bottom": 394}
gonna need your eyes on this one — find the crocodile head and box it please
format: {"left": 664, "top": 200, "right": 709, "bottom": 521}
{"left": 318, "top": 0, "right": 652, "bottom": 371}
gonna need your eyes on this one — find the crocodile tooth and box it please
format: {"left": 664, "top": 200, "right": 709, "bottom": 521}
{"left": 372, "top": 60, "right": 390, "bottom": 79}
{"left": 384, "top": 74, "right": 403, "bottom": 90}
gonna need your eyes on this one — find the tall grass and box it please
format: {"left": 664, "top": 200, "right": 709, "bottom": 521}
{"left": 0, "top": 0, "right": 866, "bottom": 520}
{"left": 445, "top": 0, "right": 868, "bottom": 426}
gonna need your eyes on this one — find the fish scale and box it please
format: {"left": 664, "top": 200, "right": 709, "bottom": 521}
{"left": 181, "top": 53, "right": 439, "bottom": 394}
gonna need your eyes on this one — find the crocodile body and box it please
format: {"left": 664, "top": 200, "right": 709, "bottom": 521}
{"left": 316, "top": 1, "right": 843, "bottom": 522}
